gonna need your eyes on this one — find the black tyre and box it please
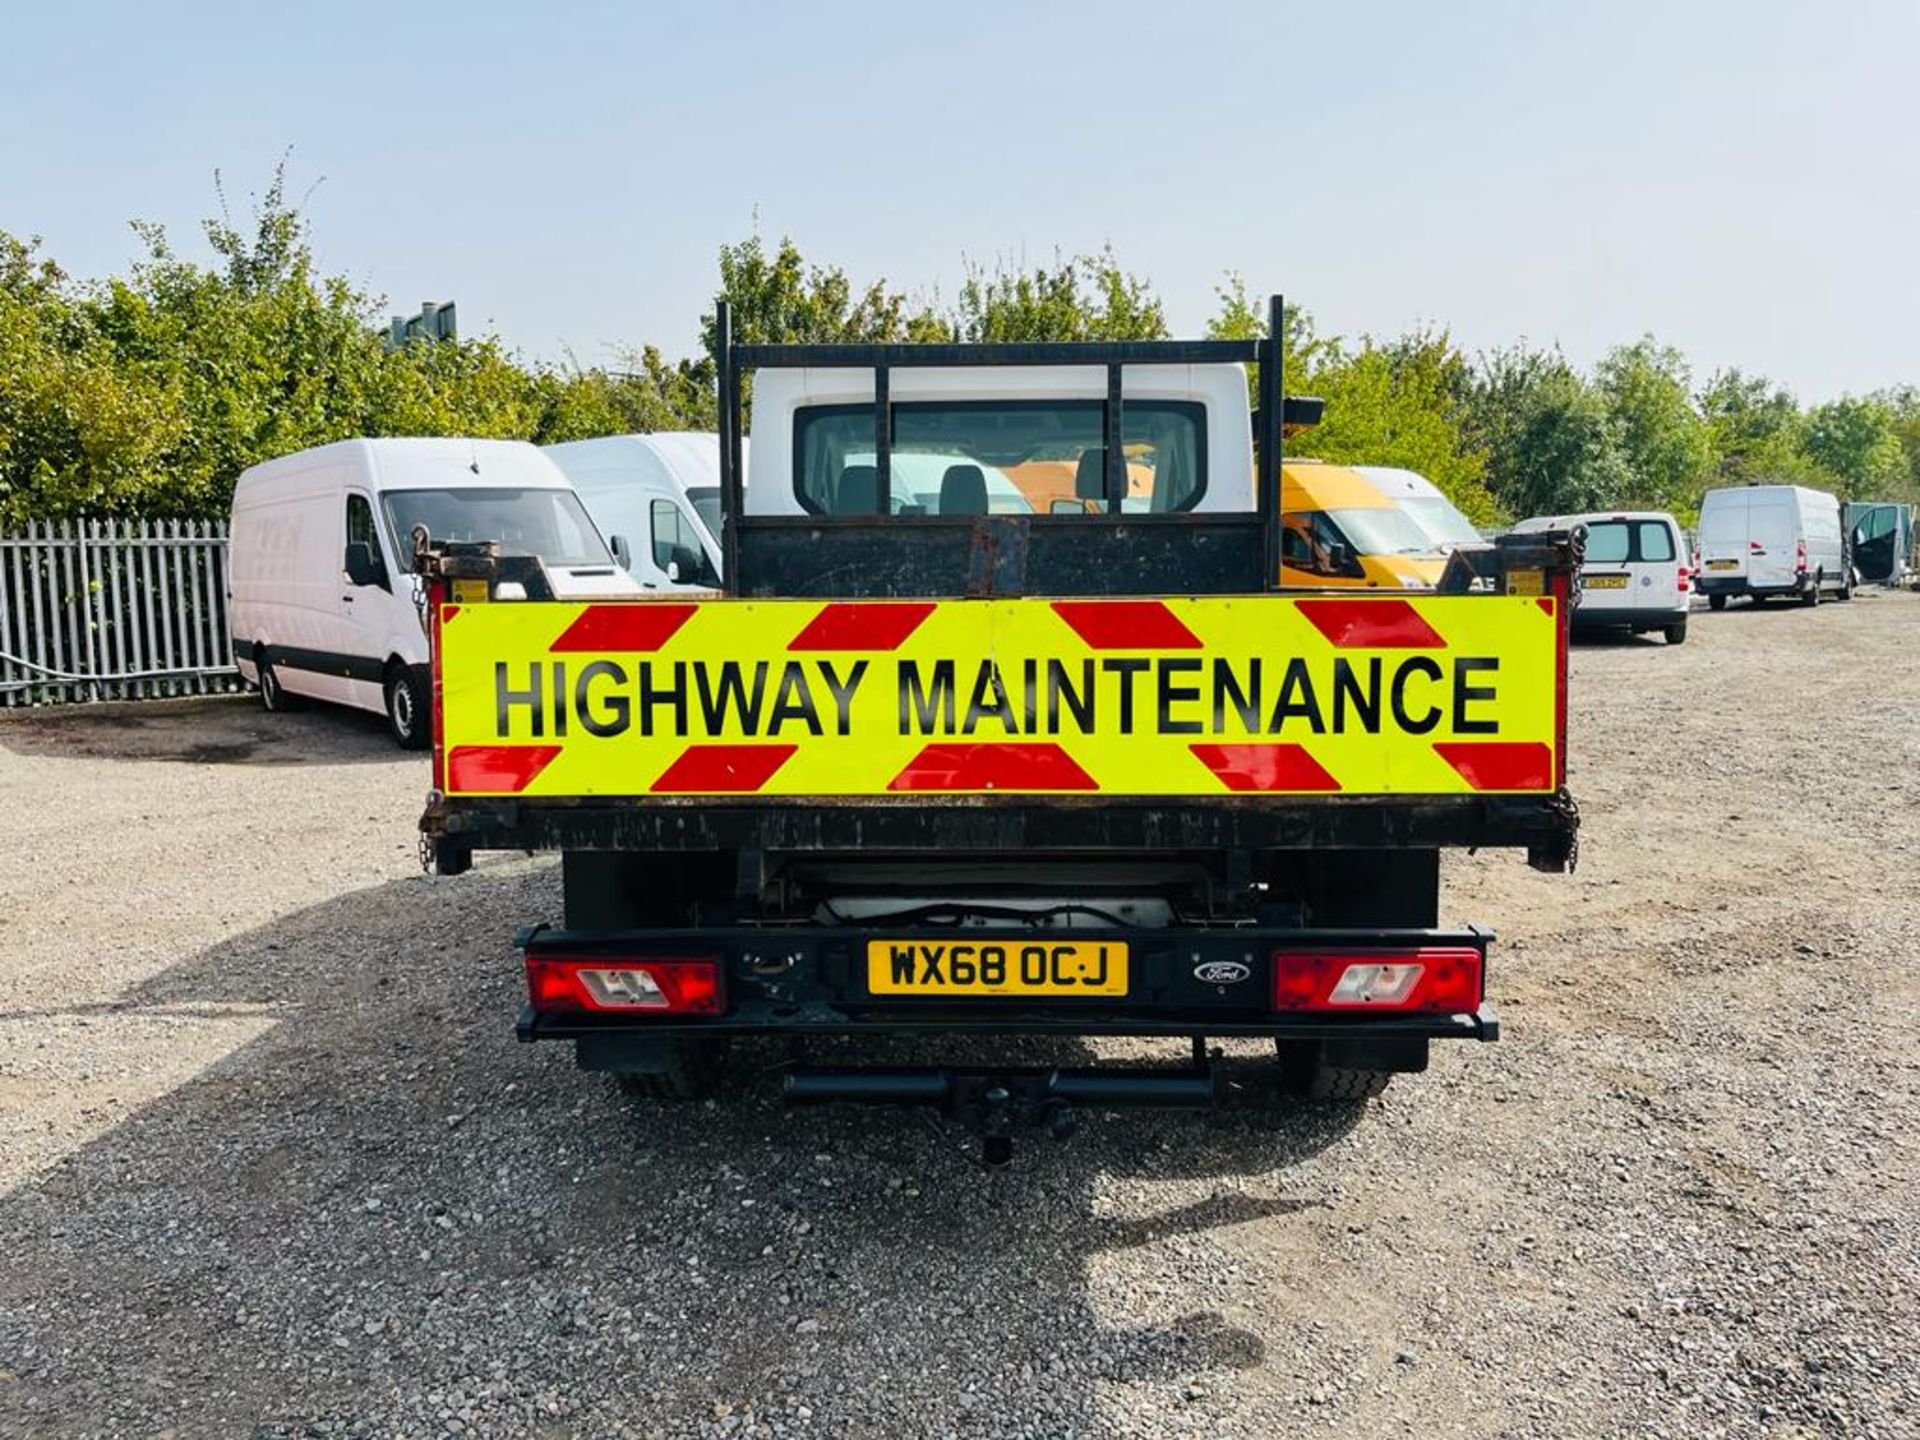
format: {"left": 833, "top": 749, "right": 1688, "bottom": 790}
{"left": 1277, "top": 1041, "right": 1393, "bottom": 1101}
{"left": 1708, "top": 594, "right": 1728, "bottom": 612}
{"left": 1664, "top": 620, "right": 1688, "bottom": 645}
{"left": 257, "top": 652, "right": 302, "bottom": 712}
{"left": 1837, "top": 571, "right": 1855, "bottom": 601}
{"left": 385, "top": 663, "right": 431, "bottom": 750}
{"left": 613, "top": 1038, "right": 728, "bottom": 1101}
{"left": 1800, "top": 579, "right": 1820, "bottom": 608}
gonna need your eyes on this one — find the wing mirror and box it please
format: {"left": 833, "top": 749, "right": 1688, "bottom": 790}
{"left": 667, "top": 544, "right": 716, "bottom": 587}
{"left": 608, "top": 533, "right": 632, "bottom": 571}
{"left": 344, "top": 541, "right": 389, "bottom": 590}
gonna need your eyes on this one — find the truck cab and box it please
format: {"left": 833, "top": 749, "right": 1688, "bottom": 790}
{"left": 418, "top": 300, "right": 1579, "bottom": 1159}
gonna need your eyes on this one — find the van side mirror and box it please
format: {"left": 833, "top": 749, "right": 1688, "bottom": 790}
{"left": 344, "top": 541, "right": 388, "bottom": 590}
{"left": 608, "top": 533, "right": 632, "bottom": 571}
{"left": 667, "top": 543, "right": 714, "bottom": 586}
{"left": 1326, "top": 542, "right": 1361, "bottom": 578}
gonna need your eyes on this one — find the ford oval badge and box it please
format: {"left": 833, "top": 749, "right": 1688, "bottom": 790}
{"left": 1194, "top": 960, "right": 1251, "bottom": 985}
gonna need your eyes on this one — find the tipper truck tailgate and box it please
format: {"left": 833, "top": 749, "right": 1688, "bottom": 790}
{"left": 412, "top": 296, "right": 1580, "bottom": 1156}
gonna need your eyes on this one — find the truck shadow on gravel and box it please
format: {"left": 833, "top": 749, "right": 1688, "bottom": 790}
{"left": 0, "top": 693, "right": 413, "bottom": 767}
{"left": 0, "top": 864, "right": 1363, "bottom": 1436}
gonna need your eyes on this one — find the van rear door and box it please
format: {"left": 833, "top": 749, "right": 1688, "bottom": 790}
{"left": 1577, "top": 519, "right": 1634, "bottom": 615}
{"left": 1747, "top": 493, "right": 1798, "bottom": 589}
{"left": 1699, "top": 496, "right": 1748, "bottom": 583}
{"left": 1629, "top": 517, "right": 1680, "bottom": 614}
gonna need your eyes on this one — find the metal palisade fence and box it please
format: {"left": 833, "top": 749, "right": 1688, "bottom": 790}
{"left": 0, "top": 518, "right": 238, "bottom": 706}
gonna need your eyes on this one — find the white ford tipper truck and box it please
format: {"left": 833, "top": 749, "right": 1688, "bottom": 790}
{"left": 414, "top": 296, "right": 1580, "bottom": 1162}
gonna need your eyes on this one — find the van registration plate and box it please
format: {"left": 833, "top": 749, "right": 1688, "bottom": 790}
{"left": 867, "top": 940, "right": 1128, "bottom": 997}
{"left": 1706, "top": 559, "right": 1739, "bottom": 571}
{"left": 1584, "top": 574, "right": 1629, "bottom": 589}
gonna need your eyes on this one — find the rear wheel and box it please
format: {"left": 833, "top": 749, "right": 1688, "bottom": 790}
{"left": 1708, "top": 593, "right": 1728, "bottom": 612}
{"left": 1664, "top": 620, "right": 1688, "bottom": 645}
{"left": 1277, "top": 1042, "right": 1393, "bottom": 1101}
{"left": 1800, "top": 578, "right": 1820, "bottom": 608}
{"left": 385, "top": 663, "right": 431, "bottom": 750}
{"left": 1837, "top": 570, "right": 1855, "bottom": 601}
{"left": 612, "top": 1038, "right": 729, "bottom": 1101}
{"left": 257, "top": 652, "right": 301, "bottom": 712}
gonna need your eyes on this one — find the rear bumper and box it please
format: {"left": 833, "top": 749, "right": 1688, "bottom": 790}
{"left": 1696, "top": 573, "right": 1805, "bottom": 598}
{"left": 514, "top": 922, "right": 1499, "bottom": 1045}
{"left": 1570, "top": 605, "right": 1688, "bottom": 632}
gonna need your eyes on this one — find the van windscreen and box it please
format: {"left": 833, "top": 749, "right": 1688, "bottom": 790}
{"left": 382, "top": 488, "right": 611, "bottom": 567}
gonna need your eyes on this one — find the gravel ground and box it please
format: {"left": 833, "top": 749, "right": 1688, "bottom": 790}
{"left": 1, "top": 592, "right": 1916, "bottom": 1439}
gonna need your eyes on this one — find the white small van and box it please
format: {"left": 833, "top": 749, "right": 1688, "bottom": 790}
{"left": 543, "top": 433, "right": 726, "bottom": 590}
{"left": 1511, "top": 510, "right": 1693, "bottom": 643}
{"left": 1696, "top": 484, "right": 1850, "bottom": 609}
{"left": 228, "top": 438, "right": 638, "bottom": 748}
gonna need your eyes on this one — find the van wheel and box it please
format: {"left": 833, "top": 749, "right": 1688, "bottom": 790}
{"left": 1708, "top": 594, "right": 1728, "bottom": 612}
{"left": 1837, "top": 571, "right": 1855, "bottom": 601}
{"left": 1664, "top": 620, "right": 1688, "bottom": 645}
{"left": 613, "top": 1039, "right": 728, "bottom": 1101}
{"left": 1277, "top": 1042, "right": 1393, "bottom": 1101}
{"left": 257, "top": 653, "right": 301, "bottom": 712}
{"left": 1800, "top": 578, "right": 1820, "bottom": 608}
{"left": 384, "top": 664, "right": 431, "bottom": 750}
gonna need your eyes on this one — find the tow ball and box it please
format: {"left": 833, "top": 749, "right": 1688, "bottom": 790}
{"left": 782, "top": 1047, "right": 1220, "bottom": 1166}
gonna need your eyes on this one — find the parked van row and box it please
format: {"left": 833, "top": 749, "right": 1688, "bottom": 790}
{"left": 226, "top": 423, "right": 1882, "bottom": 752}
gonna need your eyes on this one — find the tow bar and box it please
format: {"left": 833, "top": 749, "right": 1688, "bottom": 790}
{"left": 782, "top": 1039, "right": 1222, "bottom": 1166}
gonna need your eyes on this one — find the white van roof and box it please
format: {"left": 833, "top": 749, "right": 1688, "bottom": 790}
{"left": 1512, "top": 510, "right": 1680, "bottom": 532}
{"left": 544, "top": 433, "right": 726, "bottom": 495}
{"left": 233, "top": 438, "right": 573, "bottom": 506}
{"left": 1352, "top": 466, "right": 1445, "bottom": 501}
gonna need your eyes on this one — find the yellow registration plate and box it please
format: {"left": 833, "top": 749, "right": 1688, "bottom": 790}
{"left": 1706, "top": 559, "right": 1739, "bottom": 571}
{"left": 1584, "top": 574, "right": 1629, "bottom": 590}
{"left": 867, "top": 939, "right": 1129, "bottom": 997}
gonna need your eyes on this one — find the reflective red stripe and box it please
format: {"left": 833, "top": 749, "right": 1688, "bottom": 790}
{"left": 550, "top": 603, "right": 698, "bottom": 652}
{"left": 1434, "top": 741, "right": 1554, "bottom": 792}
{"left": 446, "top": 744, "right": 562, "bottom": 793}
{"left": 1190, "top": 743, "right": 1341, "bottom": 792}
{"left": 1050, "top": 600, "right": 1202, "bottom": 650}
{"left": 650, "top": 743, "right": 798, "bottom": 793}
{"left": 887, "top": 743, "right": 1097, "bottom": 792}
{"left": 787, "top": 601, "right": 936, "bottom": 651}
{"left": 1296, "top": 598, "right": 1445, "bottom": 649}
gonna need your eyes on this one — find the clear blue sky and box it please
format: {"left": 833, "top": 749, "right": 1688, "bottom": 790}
{"left": 4, "top": 0, "right": 1915, "bottom": 398}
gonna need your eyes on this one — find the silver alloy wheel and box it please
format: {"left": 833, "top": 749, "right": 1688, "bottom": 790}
{"left": 389, "top": 675, "right": 415, "bottom": 740}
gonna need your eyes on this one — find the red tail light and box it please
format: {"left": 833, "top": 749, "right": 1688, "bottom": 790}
{"left": 526, "top": 953, "right": 724, "bottom": 1014}
{"left": 1271, "top": 946, "right": 1483, "bottom": 1013}
{"left": 1677, "top": 564, "right": 1691, "bottom": 592}
{"left": 1795, "top": 539, "right": 1808, "bottom": 573}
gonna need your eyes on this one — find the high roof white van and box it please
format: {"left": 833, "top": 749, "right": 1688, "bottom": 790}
{"left": 1352, "top": 466, "right": 1483, "bottom": 552}
{"left": 1511, "top": 510, "right": 1693, "bottom": 643}
{"left": 543, "top": 433, "right": 727, "bottom": 591}
{"left": 228, "top": 438, "right": 637, "bottom": 748}
{"left": 1696, "top": 484, "right": 1850, "bottom": 609}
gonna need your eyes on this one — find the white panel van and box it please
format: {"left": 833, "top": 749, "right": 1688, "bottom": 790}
{"left": 228, "top": 438, "right": 637, "bottom": 748}
{"left": 1351, "top": 466, "right": 1483, "bottom": 552}
{"left": 1695, "top": 484, "right": 1850, "bottom": 609}
{"left": 543, "top": 433, "right": 726, "bottom": 590}
{"left": 1511, "top": 511, "right": 1693, "bottom": 643}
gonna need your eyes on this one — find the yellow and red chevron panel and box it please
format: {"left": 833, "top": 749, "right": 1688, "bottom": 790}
{"left": 433, "top": 595, "right": 1563, "bottom": 799}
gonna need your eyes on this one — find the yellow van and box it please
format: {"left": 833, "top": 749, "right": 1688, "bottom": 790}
{"left": 1280, "top": 461, "right": 1449, "bottom": 589}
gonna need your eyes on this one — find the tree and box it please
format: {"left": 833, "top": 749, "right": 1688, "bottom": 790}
{"left": 1300, "top": 331, "right": 1500, "bottom": 523}
{"left": 1464, "top": 346, "right": 1632, "bottom": 518}
{"left": 1697, "top": 368, "right": 1813, "bottom": 488}
{"left": 952, "top": 248, "right": 1166, "bottom": 343}
{"left": 1801, "top": 396, "right": 1906, "bottom": 499}
{"left": 1594, "top": 337, "right": 1714, "bottom": 513}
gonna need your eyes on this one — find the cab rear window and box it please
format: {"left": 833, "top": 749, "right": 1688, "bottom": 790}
{"left": 1584, "top": 520, "right": 1676, "bottom": 564}
{"left": 794, "top": 401, "right": 1206, "bottom": 517}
